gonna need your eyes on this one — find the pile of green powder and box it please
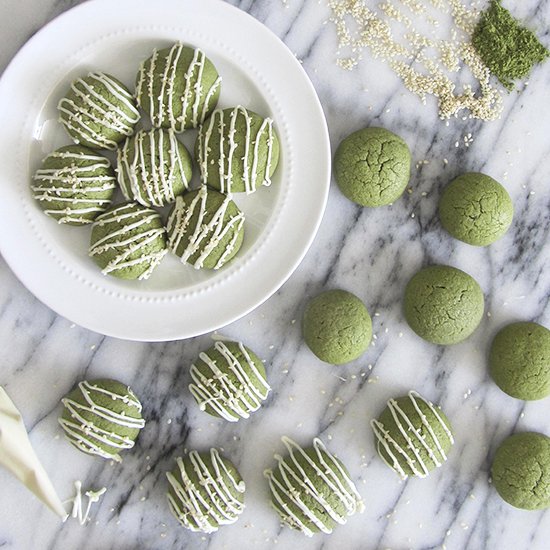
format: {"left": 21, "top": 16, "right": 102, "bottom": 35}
{"left": 472, "top": 0, "right": 549, "bottom": 90}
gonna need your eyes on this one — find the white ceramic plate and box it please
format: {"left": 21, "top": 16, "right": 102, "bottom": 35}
{"left": 0, "top": 0, "right": 330, "bottom": 341}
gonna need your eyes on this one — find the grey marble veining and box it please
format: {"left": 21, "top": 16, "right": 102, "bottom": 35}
{"left": 0, "top": 0, "right": 549, "bottom": 549}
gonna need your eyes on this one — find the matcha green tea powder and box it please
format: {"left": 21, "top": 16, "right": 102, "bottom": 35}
{"left": 473, "top": 0, "right": 549, "bottom": 90}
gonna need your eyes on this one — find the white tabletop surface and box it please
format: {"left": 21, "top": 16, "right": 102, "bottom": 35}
{"left": 0, "top": 1, "right": 549, "bottom": 549}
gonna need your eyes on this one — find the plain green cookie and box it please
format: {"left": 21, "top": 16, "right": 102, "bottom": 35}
{"left": 32, "top": 145, "right": 116, "bottom": 225}
{"left": 58, "top": 379, "right": 145, "bottom": 462}
{"left": 90, "top": 202, "right": 167, "bottom": 280}
{"left": 490, "top": 322, "right": 550, "bottom": 400}
{"left": 491, "top": 432, "right": 550, "bottom": 510}
{"left": 166, "top": 448, "right": 245, "bottom": 533}
{"left": 166, "top": 186, "right": 245, "bottom": 270}
{"left": 371, "top": 391, "right": 454, "bottom": 479}
{"left": 333, "top": 127, "right": 411, "bottom": 207}
{"left": 136, "top": 43, "right": 221, "bottom": 132}
{"left": 404, "top": 265, "right": 484, "bottom": 345}
{"left": 302, "top": 289, "right": 372, "bottom": 364}
{"left": 439, "top": 172, "right": 514, "bottom": 246}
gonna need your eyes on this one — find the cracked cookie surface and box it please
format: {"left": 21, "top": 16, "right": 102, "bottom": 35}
{"left": 438, "top": 172, "right": 514, "bottom": 246}
{"left": 491, "top": 432, "right": 550, "bottom": 510}
{"left": 404, "top": 265, "right": 484, "bottom": 345}
{"left": 333, "top": 127, "right": 411, "bottom": 207}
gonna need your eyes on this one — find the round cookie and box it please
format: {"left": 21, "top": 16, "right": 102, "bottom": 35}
{"left": 166, "top": 186, "right": 245, "bottom": 270}
{"left": 136, "top": 42, "right": 221, "bottom": 132}
{"left": 302, "top": 289, "right": 372, "bottom": 364}
{"left": 31, "top": 145, "right": 116, "bottom": 225}
{"left": 89, "top": 202, "right": 167, "bottom": 280}
{"left": 439, "top": 172, "right": 514, "bottom": 246}
{"left": 491, "top": 432, "right": 550, "bottom": 510}
{"left": 195, "top": 105, "right": 280, "bottom": 194}
{"left": 404, "top": 265, "right": 484, "bottom": 345}
{"left": 59, "top": 379, "right": 145, "bottom": 462}
{"left": 166, "top": 448, "right": 245, "bottom": 533}
{"left": 333, "top": 127, "right": 411, "bottom": 207}
{"left": 489, "top": 321, "right": 550, "bottom": 400}
{"left": 264, "top": 436, "right": 364, "bottom": 537}
{"left": 58, "top": 72, "right": 140, "bottom": 150}
{"left": 189, "top": 340, "right": 270, "bottom": 422}
{"left": 371, "top": 390, "right": 454, "bottom": 479}
{"left": 117, "top": 128, "right": 192, "bottom": 207}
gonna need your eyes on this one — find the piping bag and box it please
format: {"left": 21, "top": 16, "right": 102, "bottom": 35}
{"left": 0, "top": 386, "right": 68, "bottom": 520}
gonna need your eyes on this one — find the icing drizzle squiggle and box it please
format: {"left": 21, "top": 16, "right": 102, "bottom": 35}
{"left": 166, "top": 187, "right": 245, "bottom": 270}
{"left": 264, "top": 437, "right": 364, "bottom": 537}
{"left": 370, "top": 390, "right": 454, "bottom": 479}
{"left": 65, "top": 480, "right": 107, "bottom": 525}
{"left": 166, "top": 449, "right": 245, "bottom": 533}
{"left": 117, "top": 129, "right": 189, "bottom": 207}
{"left": 59, "top": 380, "right": 145, "bottom": 462}
{"left": 58, "top": 72, "right": 140, "bottom": 150}
{"left": 32, "top": 149, "right": 116, "bottom": 224}
{"left": 89, "top": 203, "right": 167, "bottom": 280}
{"left": 189, "top": 341, "right": 270, "bottom": 422}
{"left": 197, "top": 105, "right": 276, "bottom": 194}
{"left": 136, "top": 43, "right": 221, "bottom": 132}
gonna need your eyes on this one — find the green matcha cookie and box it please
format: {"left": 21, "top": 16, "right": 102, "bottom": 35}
{"left": 166, "top": 186, "right": 245, "bottom": 270}
{"left": 117, "top": 128, "right": 192, "bottom": 207}
{"left": 189, "top": 340, "right": 270, "bottom": 422}
{"left": 59, "top": 379, "right": 145, "bottom": 462}
{"left": 489, "top": 321, "right": 550, "bottom": 400}
{"left": 89, "top": 202, "right": 167, "bottom": 280}
{"left": 302, "top": 289, "right": 372, "bottom": 364}
{"left": 264, "top": 436, "right": 363, "bottom": 537}
{"left": 166, "top": 448, "right": 245, "bottom": 533}
{"left": 371, "top": 391, "right": 454, "bottom": 479}
{"left": 439, "top": 172, "right": 514, "bottom": 246}
{"left": 491, "top": 432, "right": 550, "bottom": 510}
{"left": 32, "top": 145, "right": 116, "bottom": 225}
{"left": 58, "top": 72, "right": 140, "bottom": 150}
{"left": 136, "top": 42, "right": 221, "bottom": 132}
{"left": 404, "top": 265, "right": 484, "bottom": 345}
{"left": 333, "top": 127, "right": 411, "bottom": 207}
{"left": 196, "top": 105, "right": 280, "bottom": 194}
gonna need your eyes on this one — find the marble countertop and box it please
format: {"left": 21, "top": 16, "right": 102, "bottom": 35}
{"left": 1, "top": 0, "right": 549, "bottom": 549}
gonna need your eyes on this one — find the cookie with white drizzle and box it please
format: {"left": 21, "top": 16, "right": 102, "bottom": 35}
{"left": 117, "top": 128, "right": 192, "bottom": 207}
{"left": 166, "top": 186, "right": 245, "bottom": 270}
{"left": 371, "top": 390, "right": 454, "bottom": 480}
{"left": 136, "top": 42, "right": 221, "bottom": 132}
{"left": 58, "top": 72, "right": 140, "bottom": 150}
{"left": 89, "top": 201, "right": 167, "bottom": 280}
{"left": 31, "top": 145, "right": 116, "bottom": 225}
{"left": 59, "top": 379, "right": 145, "bottom": 462}
{"left": 189, "top": 340, "right": 270, "bottom": 422}
{"left": 196, "top": 105, "right": 280, "bottom": 194}
{"left": 166, "top": 448, "right": 245, "bottom": 533}
{"left": 264, "top": 437, "right": 364, "bottom": 537}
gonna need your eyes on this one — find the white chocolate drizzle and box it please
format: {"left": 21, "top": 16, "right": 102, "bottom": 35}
{"left": 166, "top": 448, "right": 245, "bottom": 533}
{"left": 58, "top": 72, "right": 140, "bottom": 150}
{"left": 188, "top": 341, "right": 270, "bottom": 422}
{"left": 59, "top": 380, "right": 145, "bottom": 462}
{"left": 166, "top": 187, "right": 245, "bottom": 270}
{"left": 370, "top": 390, "right": 454, "bottom": 480}
{"left": 89, "top": 203, "right": 167, "bottom": 280}
{"left": 65, "top": 480, "right": 107, "bottom": 526}
{"left": 197, "top": 105, "right": 276, "bottom": 194}
{"left": 117, "top": 129, "right": 189, "bottom": 207}
{"left": 32, "top": 149, "right": 116, "bottom": 224}
{"left": 136, "top": 43, "right": 221, "bottom": 132}
{"left": 264, "top": 437, "right": 364, "bottom": 537}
